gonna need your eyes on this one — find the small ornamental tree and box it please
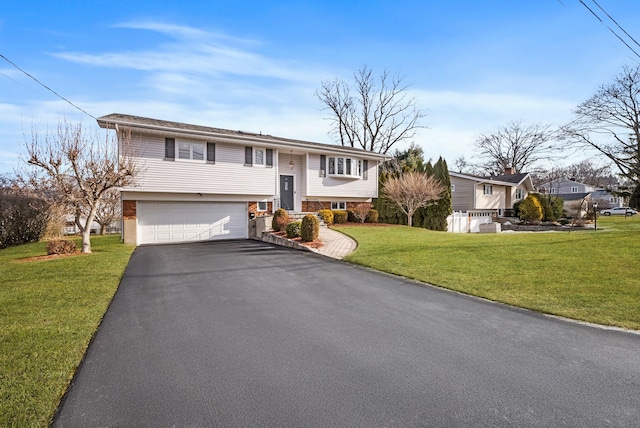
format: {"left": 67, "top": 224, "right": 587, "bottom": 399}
{"left": 301, "top": 214, "right": 319, "bottom": 242}
{"left": 19, "top": 121, "right": 139, "bottom": 253}
{"left": 382, "top": 171, "right": 445, "bottom": 227}
{"left": 351, "top": 203, "right": 372, "bottom": 223}
{"left": 519, "top": 195, "right": 543, "bottom": 224}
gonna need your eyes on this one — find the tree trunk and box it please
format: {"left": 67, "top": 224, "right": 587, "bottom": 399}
{"left": 81, "top": 208, "right": 98, "bottom": 254}
{"left": 100, "top": 224, "right": 106, "bottom": 235}
{"left": 407, "top": 210, "right": 414, "bottom": 227}
{"left": 81, "top": 228, "right": 92, "bottom": 253}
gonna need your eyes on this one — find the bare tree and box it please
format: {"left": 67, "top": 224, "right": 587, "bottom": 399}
{"left": 93, "top": 188, "right": 121, "bottom": 235}
{"left": 561, "top": 65, "right": 640, "bottom": 184}
{"left": 350, "top": 203, "right": 372, "bottom": 224}
{"left": 534, "top": 160, "right": 618, "bottom": 189}
{"left": 18, "top": 120, "right": 138, "bottom": 253}
{"left": 383, "top": 171, "right": 445, "bottom": 227}
{"left": 316, "top": 66, "right": 426, "bottom": 154}
{"left": 473, "top": 121, "right": 556, "bottom": 175}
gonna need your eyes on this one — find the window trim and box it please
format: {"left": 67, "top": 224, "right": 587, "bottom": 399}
{"left": 257, "top": 200, "right": 268, "bottom": 212}
{"left": 176, "top": 140, "right": 205, "bottom": 162}
{"left": 571, "top": 186, "right": 579, "bottom": 193}
{"left": 327, "top": 156, "right": 363, "bottom": 179}
{"left": 245, "top": 146, "right": 273, "bottom": 167}
{"left": 331, "top": 201, "right": 347, "bottom": 210}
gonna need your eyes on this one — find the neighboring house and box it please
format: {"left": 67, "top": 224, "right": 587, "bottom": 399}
{"left": 97, "top": 114, "right": 387, "bottom": 245}
{"left": 449, "top": 169, "right": 535, "bottom": 216}
{"left": 538, "top": 178, "right": 624, "bottom": 217}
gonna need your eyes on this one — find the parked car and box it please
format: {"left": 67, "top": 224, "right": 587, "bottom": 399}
{"left": 600, "top": 207, "right": 638, "bottom": 216}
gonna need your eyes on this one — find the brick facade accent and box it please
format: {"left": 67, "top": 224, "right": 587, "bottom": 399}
{"left": 248, "top": 201, "right": 273, "bottom": 216}
{"left": 301, "top": 200, "right": 371, "bottom": 212}
{"left": 123, "top": 200, "right": 136, "bottom": 219}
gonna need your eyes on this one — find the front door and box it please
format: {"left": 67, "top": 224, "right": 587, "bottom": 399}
{"left": 280, "top": 175, "right": 294, "bottom": 210}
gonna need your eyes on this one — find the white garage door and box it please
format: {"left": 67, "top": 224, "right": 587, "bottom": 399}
{"left": 137, "top": 201, "right": 247, "bottom": 244}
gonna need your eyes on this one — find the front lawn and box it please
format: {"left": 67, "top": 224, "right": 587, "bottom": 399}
{"left": 336, "top": 215, "right": 640, "bottom": 330}
{"left": 0, "top": 236, "right": 135, "bottom": 427}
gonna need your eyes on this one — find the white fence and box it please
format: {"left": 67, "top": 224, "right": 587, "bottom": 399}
{"left": 447, "top": 211, "right": 496, "bottom": 233}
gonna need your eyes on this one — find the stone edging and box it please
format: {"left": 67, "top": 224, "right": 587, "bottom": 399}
{"left": 259, "top": 232, "right": 316, "bottom": 252}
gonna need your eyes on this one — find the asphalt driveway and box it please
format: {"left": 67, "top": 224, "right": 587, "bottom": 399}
{"left": 53, "top": 240, "right": 640, "bottom": 427}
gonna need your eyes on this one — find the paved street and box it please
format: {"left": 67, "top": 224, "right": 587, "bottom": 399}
{"left": 53, "top": 240, "right": 640, "bottom": 427}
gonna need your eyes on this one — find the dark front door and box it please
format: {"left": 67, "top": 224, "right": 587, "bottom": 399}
{"left": 280, "top": 175, "right": 294, "bottom": 210}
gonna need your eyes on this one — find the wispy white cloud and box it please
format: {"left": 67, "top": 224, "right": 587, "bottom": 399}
{"left": 51, "top": 21, "right": 330, "bottom": 84}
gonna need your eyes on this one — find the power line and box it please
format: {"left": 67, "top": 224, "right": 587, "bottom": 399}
{"left": 591, "top": 0, "right": 640, "bottom": 49}
{"left": 578, "top": 0, "right": 640, "bottom": 61}
{"left": 0, "top": 53, "right": 97, "bottom": 120}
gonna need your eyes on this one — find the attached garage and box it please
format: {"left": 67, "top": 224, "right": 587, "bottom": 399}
{"left": 137, "top": 201, "right": 248, "bottom": 245}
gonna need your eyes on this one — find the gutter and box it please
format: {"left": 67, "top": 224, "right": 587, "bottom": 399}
{"left": 98, "top": 117, "right": 388, "bottom": 160}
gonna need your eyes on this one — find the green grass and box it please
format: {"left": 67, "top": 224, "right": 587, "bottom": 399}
{"left": 336, "top": 215, "right": 640, "bottom": 330}
{"left": 0, "top": 236, "right": 135, "bottom": 427}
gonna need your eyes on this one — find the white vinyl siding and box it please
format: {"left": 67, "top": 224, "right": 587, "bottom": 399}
{"left": 124, "top": 135, "right": 275, "bottom": 195}
{"left": 306, "top": 153, "right": 378, "bottom": 198}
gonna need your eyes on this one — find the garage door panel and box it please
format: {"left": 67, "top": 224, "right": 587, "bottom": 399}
{"left": 137, "top": 202, "right": 247, "bottom": 244}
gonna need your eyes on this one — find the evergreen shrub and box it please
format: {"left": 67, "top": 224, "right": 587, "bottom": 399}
{"left": 272, "top": 208, "right": 290, "bottom": 232}
{"left": 366, "top": 209, "right": 379, "bottom": 223}
{"left": 301, "top": 214, "right": 319, "bottom": 242}
{"left": 332, "top": 210, "right": 348, "bottom": 224}
{"left": 519, "top": 195, "right": 543, "bottom": 223}
{"left": 285, "top": 221, "right": 301, "bottom": 238}
{"left": 317, "top": 209, "right": 334, "bottom": 225}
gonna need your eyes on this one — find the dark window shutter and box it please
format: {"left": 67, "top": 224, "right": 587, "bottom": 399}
{"left": 207, "top": 142, "right": 215, "bottom": 163}
{"left": 320, "top": 155, "right": 326, "bottom": 177}
{"left": 165, "top": 138, "right": 175, "bottom": 160}
{"left": 245, "top": 146, "right": 253, "bottom": 165}
{"left": 266, "top": 148, "right": 273, "bottom": 166}
{"left": 363, "top": 159, "right": 369, "bottom": 180}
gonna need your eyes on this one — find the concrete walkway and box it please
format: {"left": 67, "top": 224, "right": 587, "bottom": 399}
{"left": 316, "top": 227, "right": 357, "bottom": 259}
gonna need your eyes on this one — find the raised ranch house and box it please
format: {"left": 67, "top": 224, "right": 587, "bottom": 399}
{"left": 98, "top": 114, "right": 386, "bottom": 245}
{"left": 537, "top": 178, "right": 624, "bottom": 217}
{"left": 450, "top": 169, "right": 535, "bottom": 216}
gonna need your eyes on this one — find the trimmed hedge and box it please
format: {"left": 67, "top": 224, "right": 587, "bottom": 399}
{"left": 366, "top": 209, "right": 379, "bottom": 223}
{"left": 272, "top": 208, "right": 290, "bottom": 232}
{"left": 332, "top": 210, "right": 348, "bottom": 224}
{"left": 317, "top": 209, "right": 334, "bottom": 225}
{"left": 285, "top": 221, "right": 301, "bottom": 238}
{"left": 301, "top": 214, "right": 319, "bottom": 242}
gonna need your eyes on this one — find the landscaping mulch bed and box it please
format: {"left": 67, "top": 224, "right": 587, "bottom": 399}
{"left": 15, "top": 251, "right": 85, "bottom": 263}
{"left": 271, "top": 231, "right": 323, "bottom": 249}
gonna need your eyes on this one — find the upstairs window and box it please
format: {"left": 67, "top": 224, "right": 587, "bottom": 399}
{"left": 483, "top": 185, "right": 493, "bottom": 195}
{"left": 451, "top": 184, "right": 456, "bottom": 192}
{"left": 177, "top": 141, "right": 205, "bottom": 161}
{"left": 328, "top": 156, "right": 362, "bottom": 179}
{"left": 515, "top": 188, "right": 525, "bottom": 200}
{"left": 571, "top": 186, "right": 579, "bottom": 193}
{"left": 245, "top": 146, "right": 273, "bottom": 167}
{"left": 254, "top": 148, "right": 264, "bottom": 165}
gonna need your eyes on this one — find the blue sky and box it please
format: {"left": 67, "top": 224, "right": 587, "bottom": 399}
{"left": 2, "top": 0, "right": 640, "bottom": 174}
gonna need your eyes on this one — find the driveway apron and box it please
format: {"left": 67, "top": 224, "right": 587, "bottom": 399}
{"left": 53, "top": 240, "right": 640, "bottom": 427}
